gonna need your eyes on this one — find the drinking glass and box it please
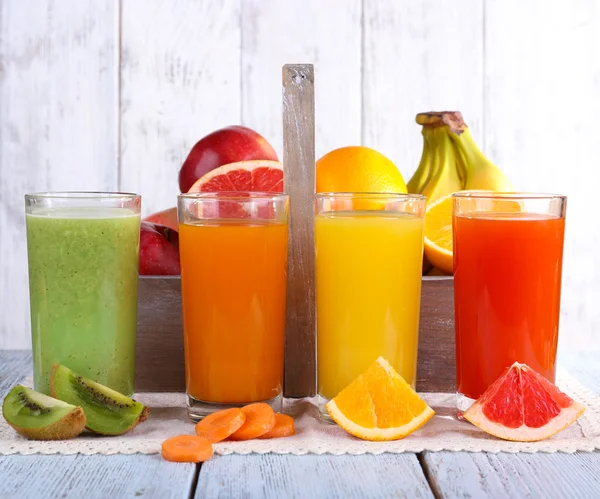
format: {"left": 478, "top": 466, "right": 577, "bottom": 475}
{"left": 453, "top": 192, "right": 567, "bottom": 412}
{"left": 178, "top": 192, "right": 289, "bottom": 421}
{"left": 25, "top": 192, "right": 141, "bottom": 396}
{"left": 315, "top": 193, "right": 426, "bottom": 419}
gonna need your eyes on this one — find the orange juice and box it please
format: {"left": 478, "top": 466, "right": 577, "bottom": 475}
{"left": 316, "top": 210, "right": 425, "bottom": 400}
{"left": 179, "top": 220, "right": 287, "bottom": 405}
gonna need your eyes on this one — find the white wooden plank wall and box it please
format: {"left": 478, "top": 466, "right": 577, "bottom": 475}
{"left": 0, "top": 0, "right": 598, "bottom": 350}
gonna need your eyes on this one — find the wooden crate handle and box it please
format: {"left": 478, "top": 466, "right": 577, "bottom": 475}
{"left": 282, "top": 64, "right": 316, "bottom": 397}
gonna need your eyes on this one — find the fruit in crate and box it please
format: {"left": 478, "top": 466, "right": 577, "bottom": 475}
{"left": 2, "top": 385, "right": 86, "bottom": 440}
{"left": 407, "top": 111, "right": 514, "bottom": 274}
{"left": 463, "top": 362, "right": 585, "bottom": 442}
{"left": 188, "top": 160, "right": 283, "bottom": 193}
{"left": 139, "top": 221, "right": 180, "bottom": 275}
{"left": 143, "top": 207, "right": 178, "bottom": 232}
{"left": 422, "top": 193, "right": 455, "bottom": 275}
{"left": 50, "top": 364, "right": 149, "bottom": 436}
{"left": 316, "top": 146, "right": 407, "bottom": 194}
{"left": 325, "top": 357, "right": 434, "bottom": 441}
{"left": 178, "top": 125, "right": 279, "bottom": 193}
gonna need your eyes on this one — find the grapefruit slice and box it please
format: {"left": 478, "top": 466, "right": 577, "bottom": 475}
{"left": 463, "top": 362, "right": 586, "bottom": 442}
{"left": 187, "top": 160, "right": 283, "bottom": 193}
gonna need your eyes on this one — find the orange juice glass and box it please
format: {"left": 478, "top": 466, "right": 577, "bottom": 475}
{"left": 453, "top": 192, "right": 566, "bottom": 412}
{"left": 178, "top": 192, "right": 289, "bottom": 421}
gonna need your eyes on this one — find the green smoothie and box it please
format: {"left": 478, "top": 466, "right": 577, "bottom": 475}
{"left": 26, "top": 207, "right": 140, "bottom": 395}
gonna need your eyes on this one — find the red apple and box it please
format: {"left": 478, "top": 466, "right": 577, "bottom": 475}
{"left": 139, "top": 222, "right": 180, "bottom": 275}
{"left": 178, "top": 125, "right": 278, "bottom": 193}
{"left": 143, "top": 207, "right": 178, "bottom": 232}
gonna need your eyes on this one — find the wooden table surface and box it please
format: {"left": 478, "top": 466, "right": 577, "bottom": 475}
{"left": 1, "top": 350, "right": 599, "bottom": 499}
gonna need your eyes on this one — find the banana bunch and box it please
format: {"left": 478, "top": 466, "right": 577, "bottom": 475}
{"left": 407, "top": 112, "right": 513, "bottom": 203}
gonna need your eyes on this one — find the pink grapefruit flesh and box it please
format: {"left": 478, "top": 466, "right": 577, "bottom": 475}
{"left": 463, "top": 362, "right": 585, "bottom": 442}
{"left": 187, "top": 160, "right": 283, "bottom": 193}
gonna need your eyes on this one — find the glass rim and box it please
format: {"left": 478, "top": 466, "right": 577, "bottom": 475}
{"left": 178, "top": 191, "right": 289, "bottom": 201}
{"left": 316, "top": 192, "right": 426, "bottom": 201}
{"left": 25, "top": 191, "right": 140, "bottom": 200}
{"left": 452, "top": 191, "right": 566, "bottom": 201}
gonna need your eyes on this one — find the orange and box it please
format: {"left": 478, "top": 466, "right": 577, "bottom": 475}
{"left": 316, "top": 147, "right": 407, "bottom": 194}
{"left": 325, "top": 357, "right": 434, "bottom": 441}
{"left": 423, "top": 193, "right": 454, "bottom": 275}
{"left": 463, "top": 362, "right": 585, "bottom": 442}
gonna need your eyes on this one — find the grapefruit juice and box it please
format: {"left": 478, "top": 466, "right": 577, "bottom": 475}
{"left": 180, "top": 221, "right": 287, "bottom": 404}
{"left": 316, "top": 195, "right": 426, "bottom": 403}
{"left": 453, "top": 199, "right": 566, "bottom": 407}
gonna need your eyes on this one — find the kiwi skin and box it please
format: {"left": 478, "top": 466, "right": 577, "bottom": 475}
{"left": 50, "top": 364, "right": 150, "bottom": 436}
{"left": 7, "top": 407, "right": 87, "bottom": 440}
{"left": 2, "top": 385, "right": 86, "bottom": 440}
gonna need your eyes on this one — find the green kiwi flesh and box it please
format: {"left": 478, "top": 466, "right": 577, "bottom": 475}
{"left": 2, "top": 385, "right": 86, "bottom": 440}
{"left": 50, "top": 364, "right": 149, "bottom": 435}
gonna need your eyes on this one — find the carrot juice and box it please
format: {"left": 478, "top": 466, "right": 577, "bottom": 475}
{"left": 453, "top": 194, "right": 566, "bottom": 408}
{"left": 178, "top": 193, "right": 288, "bottom": 420}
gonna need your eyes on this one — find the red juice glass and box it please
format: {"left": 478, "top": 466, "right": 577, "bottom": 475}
{"left": 452, "top": 192, "right": 567, "bottom": 411}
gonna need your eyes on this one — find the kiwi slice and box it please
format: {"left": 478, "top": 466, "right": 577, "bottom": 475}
{"left": 2, "top": 385, "right": 86, "bottom": 440}
{"left": 50, "top": 364, "right": 149, "bottom": 436}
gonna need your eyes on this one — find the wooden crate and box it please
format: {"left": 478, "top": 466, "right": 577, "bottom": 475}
{"left": 135, "top": 275, "right": 455, "bottom": 395}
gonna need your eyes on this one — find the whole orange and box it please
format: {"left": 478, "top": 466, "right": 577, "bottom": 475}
{"left": 316, "top": 146, "right": 407, "bottom": 193}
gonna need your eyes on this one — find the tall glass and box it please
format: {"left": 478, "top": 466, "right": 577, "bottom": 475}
{"left": 316, "top": 193, "right": 426, "bottom": 417}
{"left": 25, "top": 192, "right": 141, "bottom": 396}
{"left": 178, "top": 192, "right": 289, "bottom": 421}
{"left": 453, "top": 192, "right": 567, "bottom": 411}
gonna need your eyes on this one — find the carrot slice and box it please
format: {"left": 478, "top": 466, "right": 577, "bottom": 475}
{"left": 195, "top": 408, "right": 246, "bottom": 443}
{"left": 228, "top": 403, "right": 276, "bottom": 441}
{"left": 161, "top": 435, "right": 213, "bottom": 463}
{"left": 258, "top": 413, "right": 295, "bottom": 439}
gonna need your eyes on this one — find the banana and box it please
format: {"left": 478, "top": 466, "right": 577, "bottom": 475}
{"left": 449, "top": 127, "right": 513, "bottom": 192}
{"left": 420, "top": 127, "right": 463, "bottom": 204}
{"left": 407, "top": 129, "right": 432, "bottom": 193}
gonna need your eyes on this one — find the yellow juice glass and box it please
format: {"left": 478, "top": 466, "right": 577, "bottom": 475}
{"left": 316, "top": 193, "right": 426, "bottom": 414}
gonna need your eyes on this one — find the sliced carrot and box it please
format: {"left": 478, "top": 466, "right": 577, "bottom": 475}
{"left": 195, "top": 408, "right": 246, "bottom": 443}
{"left": 258, "top": 413, "right": 295, "bottom": 439}
{"left": 161, "top": 435, "right": 213, "bottom": 463}
{"left": 228, "top": 403, "right": 276, "bottom": 441}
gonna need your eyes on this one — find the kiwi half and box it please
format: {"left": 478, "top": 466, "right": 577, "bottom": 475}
{"left": 2, "top": 385, "right": 86, "bottom": 440}
{"left": 50, "top": 364, "right": 149, "bottom": 435}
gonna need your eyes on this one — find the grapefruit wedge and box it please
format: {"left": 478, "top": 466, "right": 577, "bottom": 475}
{"left": 463, "top": 362, "right": 586, "bottom": 442}
{"left": 188, "top": 160, "right": 283, "bottom": 193}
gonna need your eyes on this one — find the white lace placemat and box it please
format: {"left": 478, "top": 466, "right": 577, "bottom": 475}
{"left": 2, "top": 369, "right": 599, "bottom": 455}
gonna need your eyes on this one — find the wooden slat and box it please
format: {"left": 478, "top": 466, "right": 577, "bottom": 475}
{"left": 362, "top": 0, "right": 484, "bottom": 179}
{"left": 196, "top": 454, "right": 433, "bottom": 498}
{"left": 135, "top": 278, "right": 184, "bottom": 392}
{"left": 0, "top": 0, "right": 119, "bottom": 349}
{"left": 416, "top": 277, "right": 454, "bottom": 392}
{"left": 241, "top": 0, "right": 361, "bottom": 159}
{"left": 119, "top": 0, "right": 242, "bottom": 216}
{"left": 422, "top": 452, "right": 600, "bottom": 499}
{"left": 282, "top": 65, "right": 317, "bottom": 397}
{"left": 0, "top": 454, "right": 197, "bottom": 499}
{"left": 484, "top": 0, "right": 600, "bottom": 352}
{"left": 135, "top": 276, "right": 455, "bottom": 394}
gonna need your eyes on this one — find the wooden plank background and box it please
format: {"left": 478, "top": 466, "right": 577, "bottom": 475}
{"left": 1, "top": 0, "right": 599, "bottom": 350}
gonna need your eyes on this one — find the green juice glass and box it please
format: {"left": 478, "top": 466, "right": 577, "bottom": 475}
{"left": 25, "top": 192, "right": 141, "bottom": 396}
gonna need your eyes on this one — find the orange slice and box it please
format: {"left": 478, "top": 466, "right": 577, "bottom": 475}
{"left": 325, "top": 357, "right": 435, "bottom": 441}
{"left": 423, "top": 193, "right": 454, "bottom": 275}
{"left": 463, "top": 362, "right": 586, "bottom": 442}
